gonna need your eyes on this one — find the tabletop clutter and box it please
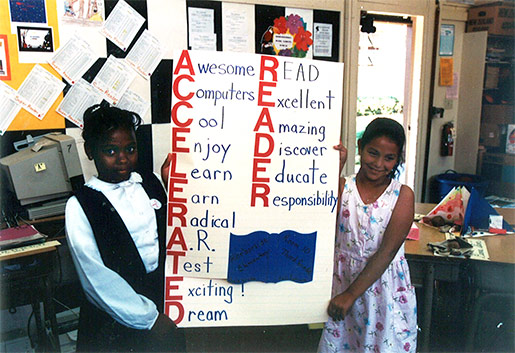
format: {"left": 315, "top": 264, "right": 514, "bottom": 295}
{"left": 420, "top": 186, "right": 514, "bottom": 258}
{"left": 427, "top": 237, "right": 474, "bottom": 258}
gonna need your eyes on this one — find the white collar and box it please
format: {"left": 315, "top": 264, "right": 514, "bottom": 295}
{"left": 86, "top": 172, "right": 143, "bottom": 192}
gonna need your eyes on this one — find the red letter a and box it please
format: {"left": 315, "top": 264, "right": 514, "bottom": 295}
{"left": 254, "top": 108, "right": 274, "bottom": 132}
{"left": 174, "top": 50, "right": 195, "bottom": 76}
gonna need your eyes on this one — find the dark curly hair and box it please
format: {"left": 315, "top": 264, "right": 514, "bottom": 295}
{"left": 359, "top": 118, "right": 406, "bottom": 179}
{"left": 82, "top": 104, "right": 142, "bottom": 155}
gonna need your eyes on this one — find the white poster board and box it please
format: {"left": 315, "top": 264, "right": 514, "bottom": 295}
{"left": 166, "top": 50, "right": 343, "bottom": 327}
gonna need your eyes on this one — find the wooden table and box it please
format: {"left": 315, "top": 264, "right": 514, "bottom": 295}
{"left": 0, "top": 241, "right": 61, "bottom": 352}
{"left": 406, "top": 204, "right": 515, "bottom": 352}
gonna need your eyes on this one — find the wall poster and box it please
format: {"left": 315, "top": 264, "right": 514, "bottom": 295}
{"left": 8, "top": 0, "right": 47, "bottom": 33}
{"left": 439, "top": 24, "right": 454, "bottom": 56}
{"left": 255, "top": 5, "right": 340, "bottom": 62}
{"left": 165, "top": 49, "right": 344, "bottom": 327}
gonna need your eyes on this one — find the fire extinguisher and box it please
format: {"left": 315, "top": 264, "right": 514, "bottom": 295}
{"left": 441, "top": 122, "right": 454, "bottom": 156}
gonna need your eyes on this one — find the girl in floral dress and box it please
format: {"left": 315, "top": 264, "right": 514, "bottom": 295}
{"left": 318, "top": 118, "right": 417, "bottom": 353}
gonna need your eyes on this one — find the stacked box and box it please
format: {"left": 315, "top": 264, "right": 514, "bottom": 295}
{"left": 467, "top": 2, "right": 514, "bottom": 36}
{"left": 482, "top": 104, "right": 514, "bottom": 124}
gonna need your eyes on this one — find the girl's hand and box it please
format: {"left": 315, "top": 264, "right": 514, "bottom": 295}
{"left": 149, "top": 312, "right": 186, "bottom": 351}
{"left": 327, "top": 291, "right": 355, "bottom": 321}
{"left": 334, "top": 142, "right": 348, "bottom": 174}
{"left": 150, "top": 313, "right": 178, "bottom": 335}
{"left": 160, "top": 153, "right": 173, "bottom": 190}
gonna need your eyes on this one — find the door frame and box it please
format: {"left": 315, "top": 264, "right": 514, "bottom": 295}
{"left": 341, "top": 0, "right": 436, "bottom": 201}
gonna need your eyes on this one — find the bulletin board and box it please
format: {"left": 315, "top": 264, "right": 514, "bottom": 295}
{"left": 0, "top": 0, "right": 64, "bottom": 132}
{"left": 185, "top": 1, "right": 340, "bottom": 62}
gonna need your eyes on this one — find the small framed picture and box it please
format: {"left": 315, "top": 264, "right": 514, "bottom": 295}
{"left": 439, "top": 24, "right": 454, "bottom": 56}
{"left": 17, "top": 26, "right": 54, "bottom": 52}
{"left": 0, "top": 35, "right": 11, "bottom": 80}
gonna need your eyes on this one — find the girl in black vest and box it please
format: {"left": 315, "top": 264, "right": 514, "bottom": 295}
{"left": 65, "top": 104, "right": 186, "bottom": 352}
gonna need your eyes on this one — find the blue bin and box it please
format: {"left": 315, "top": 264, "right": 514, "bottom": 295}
{"left": 435, "top": 172, "right": 488, "bottom": 201}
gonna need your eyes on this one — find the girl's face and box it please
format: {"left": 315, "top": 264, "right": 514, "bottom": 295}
{"left": 90, "top": 128, "right": 138, "bottom": 183}
{"left": 358, "top": 136, "right": 400, "bottom": 182}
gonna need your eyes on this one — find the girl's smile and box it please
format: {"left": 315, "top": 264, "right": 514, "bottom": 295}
{"left": 90, "top": 128, "right": 138, "bottom": 183}
{"left": 358, "top": 136, "right": 399, "bottom": 183}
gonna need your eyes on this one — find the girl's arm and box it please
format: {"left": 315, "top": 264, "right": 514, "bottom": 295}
{"left": 334, "top": 142, "right": 347, "bottom": 198}
{"left": 334, "top": 142, "right": 347, "bottom": 177}
{"left": 327, "top": 184, "right": 414, "bottom": 321}
{"left": 160, "top": 153, "right": 173, "bottom": 190}
{"left": 65, "top": 197, "right": 160, "bottom": 330}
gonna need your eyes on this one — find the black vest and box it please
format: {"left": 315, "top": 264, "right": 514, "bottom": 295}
{"left": 73, "top": 172, "right": 167, "bottom": 352}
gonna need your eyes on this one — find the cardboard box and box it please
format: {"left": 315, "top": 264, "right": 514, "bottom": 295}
{"left": 484, "top": 66, "right": 500, "bottom": 89}
{"left": 467, "top": 2, "right": 514, "bottom": 36}
{"left": 480, "top": 123, "right": 502, "bottom": 146}
{"left": 482, "top": 104, "right": 515, "bottom": 124}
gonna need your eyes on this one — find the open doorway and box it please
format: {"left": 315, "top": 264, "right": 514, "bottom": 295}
{"left": 355, "top": 13, "right": 415, "bottom": 186}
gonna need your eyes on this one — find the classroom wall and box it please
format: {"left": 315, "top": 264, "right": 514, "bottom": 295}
{"left": 426, "top": 4, "right": 467, "bottom": 191}
{"left": 425, "top": 2, "right": 483, "bottom": 201}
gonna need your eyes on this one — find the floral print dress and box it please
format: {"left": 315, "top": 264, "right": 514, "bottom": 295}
{"left": 318, "top": 175, "right": 417, "bottom": 353}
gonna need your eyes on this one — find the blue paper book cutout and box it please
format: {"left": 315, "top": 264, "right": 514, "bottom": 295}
{"left": 227, "top": 230, "right": 317, "bottom": 284}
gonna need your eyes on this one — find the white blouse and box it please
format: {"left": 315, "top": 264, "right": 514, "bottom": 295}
{"left": 65, "top": 172, "right": 161, "bottom": 330}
